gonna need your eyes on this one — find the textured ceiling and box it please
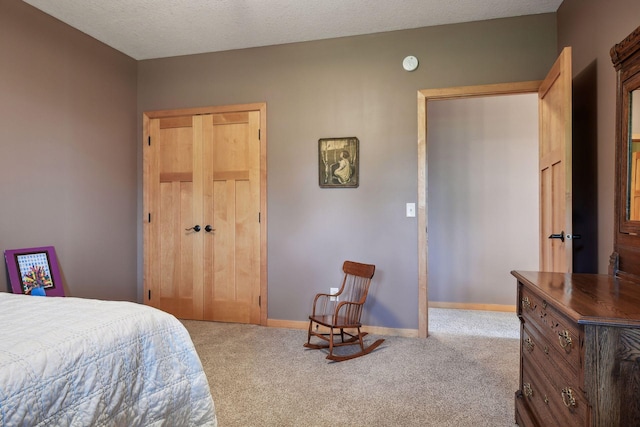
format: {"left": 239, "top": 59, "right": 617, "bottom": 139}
{"left": 22, "top": 0, "right": 563, "bottom": 60}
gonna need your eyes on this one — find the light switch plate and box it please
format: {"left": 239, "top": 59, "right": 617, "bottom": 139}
{"left": 406, "top": 203, "right": 416, "bottom": 217}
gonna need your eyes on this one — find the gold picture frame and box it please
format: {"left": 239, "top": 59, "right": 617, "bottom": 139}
{"left": 318, "top": 137, "right": 359, "bottom": 188}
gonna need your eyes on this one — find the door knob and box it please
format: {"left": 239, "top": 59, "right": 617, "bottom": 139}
{"left": 185, "top": 225, "right": 201, "bottom": 232}
{"left": 548, "top": 231, "right": 565, "bottom": 242}
{"left": 205, "top": 225, "right": 215, "bottom": 232}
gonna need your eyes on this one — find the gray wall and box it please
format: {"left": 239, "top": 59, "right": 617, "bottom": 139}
{"left": 3, "top": 0, "right": 636, "bottom": 331}
{"left": 558, "top": 0, "right": 640, "bottom": 273}
{"left": 1, "top": 0, "right": 570, "bottom": 330}
{"left": 138, "top": 15, "right": 557, "bottom": 329}
{"left": 428, "top": 94, "right": 539, "bottom": 306}
{"left": 0, "top": 0, "right": 138, "bottom": 300}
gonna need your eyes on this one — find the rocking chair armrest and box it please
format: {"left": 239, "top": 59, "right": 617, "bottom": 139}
{"left": 334, "top": 300, "right": 364, "bottom": 324}
{"left": 335, "top": 300, "right": 362, "bottom": 310}
{"left": 311, "top": 293, "right": 336, "bottom": 316}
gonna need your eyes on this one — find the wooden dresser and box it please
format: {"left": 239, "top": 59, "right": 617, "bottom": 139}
{"left": 512, "top": 270, "right": 640, "bottom": 426}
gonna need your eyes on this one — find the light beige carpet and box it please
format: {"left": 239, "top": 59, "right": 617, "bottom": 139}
{"left": 182, "top": 308, "right": 520, "bottom": 427}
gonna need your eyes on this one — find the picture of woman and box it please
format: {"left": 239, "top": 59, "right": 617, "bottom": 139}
{"left": 333, "top": 150, "right": 353, "bottom": 184}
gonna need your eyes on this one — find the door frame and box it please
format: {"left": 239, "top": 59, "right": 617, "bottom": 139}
{"left": 143, "top": 102, "right": 268, "bottom": 325}
{"left": 417, "top": 82, "right": 541, "bottom": 338}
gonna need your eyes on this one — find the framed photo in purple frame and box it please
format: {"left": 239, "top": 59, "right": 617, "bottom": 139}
{"left": 4, "top": 246, "right": 65, "bottom": 296}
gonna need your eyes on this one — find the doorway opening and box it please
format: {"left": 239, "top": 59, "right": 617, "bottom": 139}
{"left": 417, "top": 82, "right": 541, "bottom": 337}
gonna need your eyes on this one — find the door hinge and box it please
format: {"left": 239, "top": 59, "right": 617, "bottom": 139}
{"left": 259, "top": 295, "right": 261, "bottom": 307}
{"left": 258, "top": 129, "right": 261, "bottom": 140}
{"left": 148, "top": 290, "right": 151, "bottom": 300}
{"left": 258, "top": 212, "right": 261, "bottom": 223}
{"left": 148, "top": 136, "right": 151, "bottom": 146}
{"left": 148, "top": 213, "right": 151, "bottom": 223}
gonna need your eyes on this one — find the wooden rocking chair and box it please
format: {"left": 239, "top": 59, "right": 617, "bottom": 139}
{"left": 304, "top": 261, "right": 384, "bottom": 362}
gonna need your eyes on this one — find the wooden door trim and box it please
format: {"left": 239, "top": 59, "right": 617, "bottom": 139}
{"left": 145, "top": 102, "right": 266, "bottom": 119}
{"left": 143, "top": 102, "right": 268, "bottom": 326}
{"left": 417, "top": 81, "right": 541, "bottom": 338}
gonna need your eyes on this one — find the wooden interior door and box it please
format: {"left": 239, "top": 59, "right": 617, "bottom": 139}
{"left": 147, "top": 115, "right": 203, "bottom": 318}
{"left": 539, "top": 47, "right": 573, "bottom": 272}
{"left": 202, "top": 111, "right": 261, "bottom": 323}
{"left": 144, "top": 105, "right": 265, "bottom": 323}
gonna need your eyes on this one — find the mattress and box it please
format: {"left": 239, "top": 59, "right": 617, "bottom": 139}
{"left": 0, "top": 292, "right": 217, "bottom": 426}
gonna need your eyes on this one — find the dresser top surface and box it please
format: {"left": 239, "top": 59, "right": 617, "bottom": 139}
{"left": 512, "top": 270, "right": 640, "bottom": 327}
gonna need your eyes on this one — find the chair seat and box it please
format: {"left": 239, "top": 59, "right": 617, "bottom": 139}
{"left": 309, "top": 314, "right": 361, "bottom": 329}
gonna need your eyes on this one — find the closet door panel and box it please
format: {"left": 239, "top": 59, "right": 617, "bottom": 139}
{"left": 148, "top": 116, "right": 203, "bottom": 319}
{"left": 203, "top": 112, "right": 260, "bottom": 323}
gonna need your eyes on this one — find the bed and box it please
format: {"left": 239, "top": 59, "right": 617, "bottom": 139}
{"left": 0, "top": 292, "right": 217, "bottom": 426}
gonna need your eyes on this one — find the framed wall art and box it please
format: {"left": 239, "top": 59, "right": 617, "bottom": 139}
{"left": 4, "top": 246, "right": 65, "bottom": 296}
{"left": 319, "top": 137, "right": 359, "bottom": 188}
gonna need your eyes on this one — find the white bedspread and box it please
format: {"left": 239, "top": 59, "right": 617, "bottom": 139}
{"left": 0, "top": 293, "right": 217, "bottom": 426}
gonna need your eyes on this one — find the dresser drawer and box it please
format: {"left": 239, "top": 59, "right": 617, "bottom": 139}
{"left": 521, "top": 352, "right": 587, "bottom": 426}
{"left": 522, "top": 322, "right": 580, "bottom": 382}
{"left": 519, "top": 284, "right": 583, "bottom": 372}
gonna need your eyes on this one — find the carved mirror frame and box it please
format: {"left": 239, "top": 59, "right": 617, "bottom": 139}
{"left": 611, "top": 25, "right": 640, "bottom": 279}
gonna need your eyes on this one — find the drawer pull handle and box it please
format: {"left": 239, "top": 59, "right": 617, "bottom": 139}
{"left": 521, "top": 296, "right": 531, "bottom": 310}
{"left": 558, "top": 330, "right": 573, "bottom": 351}
{"left": 523, "top": 383, "right": 534, "bottom": 398}
{"left": 524, "top": 337, "right": 534, "bottom": 352}
{"left": 561, "top": 387, "right": 576, "bottom": 408}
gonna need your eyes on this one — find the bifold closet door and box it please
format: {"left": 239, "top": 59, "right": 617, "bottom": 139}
{"left": 146, "top": 111, "right": 261, "bottom": 323}
{"left": 148, "top": 115, "right": 203, "bottom": 319}
{"left": 202, "top": 111, "right": 261, "bottom": 324}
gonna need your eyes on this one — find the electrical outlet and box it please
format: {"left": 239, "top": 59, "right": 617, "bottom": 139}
{"left": 330, "top": 287, "right": 339, "bottom": 301}
{"left": 406, "top": 203, "right": 416, "bottom": 217}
